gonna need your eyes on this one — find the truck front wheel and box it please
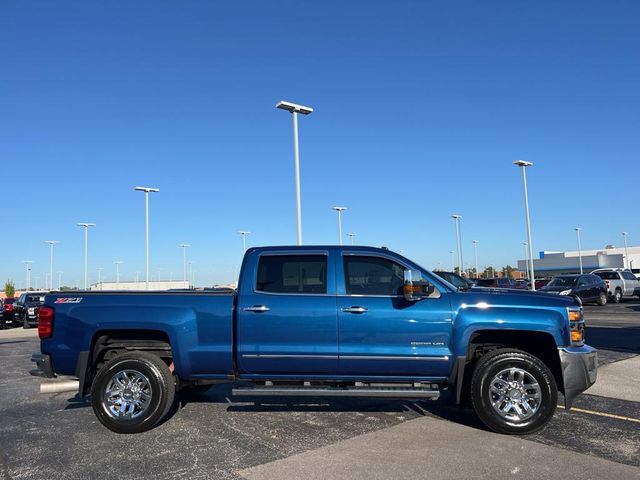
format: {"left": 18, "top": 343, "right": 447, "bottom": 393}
{"left": 470, "top": 348, "right": 557, "bottom": 435}
{"left": 90, "top": 352, "right": 175, "bottom": 434}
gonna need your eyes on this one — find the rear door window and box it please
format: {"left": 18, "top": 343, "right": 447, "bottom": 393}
{"left": 256, "top": 255, "right": 327, "bottom": 294}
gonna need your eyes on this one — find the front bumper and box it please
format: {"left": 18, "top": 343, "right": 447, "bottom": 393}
{"left": 558, "top": 345, "right": 597, "bottom": 409}
{"left": 31, "top": 353, "right": 56, "bottom": 378}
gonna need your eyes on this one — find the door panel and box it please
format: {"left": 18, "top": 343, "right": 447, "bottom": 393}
{"left": 337, "top": 295, "right": 453, "bottom": 376}
{"left": 338, "top": 254, "right": 453, "bottom": 377}
{"left": 236, "top": 253, "right": 338, "bottom": 375}
{"left": 237, "top": 293, "right": 338, "bottom": 374}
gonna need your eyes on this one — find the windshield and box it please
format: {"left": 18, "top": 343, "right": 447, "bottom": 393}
{"left": 436, "top": 272, "right": 468, "bottom": 289}
{"left": 548, "top": 276, "right": 577, "bottom": 287}
{"left": 26, "top": 295, "right": 45, "bottom": 303}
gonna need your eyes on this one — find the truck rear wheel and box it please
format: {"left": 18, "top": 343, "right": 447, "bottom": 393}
{"left": 470, "top": 348, "right": 557, "bottom": 435}
{"left": 613, "top": 289, "right": 622, "bottom": 303}
{"left": 90, "top": 352, "right": 175, "bottom": 434}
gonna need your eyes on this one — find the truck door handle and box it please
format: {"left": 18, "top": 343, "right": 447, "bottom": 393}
{"left": 243, "top": 305, "right": 270, "bottom": 313}
{"left": 342, "top": 306, "right": 368, "bottom": 314}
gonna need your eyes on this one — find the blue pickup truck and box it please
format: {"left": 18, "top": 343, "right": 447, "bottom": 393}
{"left": 32, "top": 246, "right": 597, "bottom": 435}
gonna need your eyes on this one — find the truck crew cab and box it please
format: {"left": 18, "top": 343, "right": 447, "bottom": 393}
{"left": 32, "top": 246, "right": 597, "bottom": 435}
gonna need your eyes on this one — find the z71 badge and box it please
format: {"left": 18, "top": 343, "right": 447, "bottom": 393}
{"left": 54, "top": 297, "right": 83, "bottom": 304}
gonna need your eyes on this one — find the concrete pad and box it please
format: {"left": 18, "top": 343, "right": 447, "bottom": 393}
{"left": 0, "top": 327, "right": 38, "bottom": 340}
{"left": 237, "top": 416, "right": 640, "bottom": 480}
{"left": 586, "top": 354, "right": 640, "bottom": 402}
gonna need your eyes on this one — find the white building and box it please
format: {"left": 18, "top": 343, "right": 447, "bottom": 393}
{"left": 90, "top": 280, "right": 189, "bottom": 291}
{"left": 517, "top": 245, "right": 640, "bottom": 277}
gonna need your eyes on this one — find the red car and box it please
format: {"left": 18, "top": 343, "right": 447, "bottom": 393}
{"left": 2, "top": 298, "right": 16, "bottom": 328}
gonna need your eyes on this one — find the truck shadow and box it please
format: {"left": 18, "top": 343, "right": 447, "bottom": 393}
{"left": 174, "top": 384, "right": 489, "bottom": 432}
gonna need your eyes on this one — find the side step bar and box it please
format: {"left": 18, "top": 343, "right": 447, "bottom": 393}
{"left": 232, "top": 385, "right": 440, "bottom": 399}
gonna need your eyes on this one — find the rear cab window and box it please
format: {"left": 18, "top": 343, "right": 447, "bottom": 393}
{"left": 593, "top": 271, "right": 621, "bottom": 280}
{"left": 256, "top": 255, "right": 327, "bottom": 294}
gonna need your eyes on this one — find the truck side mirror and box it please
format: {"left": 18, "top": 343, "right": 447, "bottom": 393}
{"left": 403, "top": 269, "right": 435, "bottom": 301}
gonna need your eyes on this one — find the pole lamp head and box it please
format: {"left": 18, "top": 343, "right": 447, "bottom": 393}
{"left": 451, "top": 214, "right": 461, "bottom": 220}
{"left": 276, "top": 101, "right": 313, "bottom": 115}
{"left": 333, "top": 206, "right": 347, "bottom": 212}
{"left": 134, "top": 186, "right": 160, "bottom": 193}
{"left": 77, "top": 223, "right": 96, "bottom": 228}
{"left": 513, "top": 160, "right": 533, "bottom": 167}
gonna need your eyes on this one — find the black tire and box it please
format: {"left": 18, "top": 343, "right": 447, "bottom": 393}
{"left": 597, "top": 292, "right": 607, "bottom": 306}
{"left": 22, "top": 315, "right": 30, "bottom": 329}
{"left": 470, "top": 348, "right": 557, "bottom": 435}
{"left": 613, "top": 289, "right": 622, "bottom": 303}
{"left": 91, "top": 352, "right": 175, "bottom": 434}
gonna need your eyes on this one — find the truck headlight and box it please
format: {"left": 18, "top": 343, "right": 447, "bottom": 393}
{"left": 567, "top": 307, "right": 585, "bottom": 345}
{"left": 559, "top": 289, "right": 572, "bottom": 296}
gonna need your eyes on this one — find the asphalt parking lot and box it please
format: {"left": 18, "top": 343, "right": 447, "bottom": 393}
{"left": 0, "top": 300, "right": 638, "bottom": 479}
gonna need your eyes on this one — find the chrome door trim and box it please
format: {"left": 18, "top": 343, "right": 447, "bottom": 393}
{"left": 339, "top": 355, "right": 450, "bottom": 361}
{"left": 242, "top": 354, "right": 339, "bottom": 359}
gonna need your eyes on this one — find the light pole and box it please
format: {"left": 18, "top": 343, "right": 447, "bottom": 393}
{"left": 57, "top": 271, "right": 63, "bottom": 290}
{"left": 449, "top": 250, "right": 455, "bottom": 272}
{"left": 188, "top": 261, "right": 193, "bottom": 289}
{"left": 332, "top": 207, "right": 347, "bottom": 245}
{"left": 451, "top": 215, "right": 463, "bottom": 274}
{"left": 114, "top": 261, "right": 123, "bottom": 289}
{"left": 44, "top": 241, "right": 59, "bottom": 291}
{"left": 276, "top": 100, "right": 313, "bottom": 245}
{"left": 179, "top": 244, "right": 190, "bottom": 288}
{"left": 472, "top": 240, "right": 479, "bottom": 278}
{"left": 622, "top": 232, "right": 629, "bottom": 269}
{"left": 22, "top": 261, "right": 33, "bottom": 291}
{"left": 514, "top": 160, "right": 536, "bottom": 290}
{"left": 238, "top": 231, "right": 251, "bottom": 252}
{"left": 575, "top": 227, "right": 583, "bottom": 274}
{"left": 347, "top": 233, "right": 357, "bottom": 245}
{"left": 77, "top": 223, "right": 96, "bottom": 290}
{"left": 134, "top": 186, "right": 160, "bottom": 290}
{"left": 522, "top": 242, "right": 529, "bottom": 280}
{"left": 97, "top": 267, "right": 103, "bottom": 290}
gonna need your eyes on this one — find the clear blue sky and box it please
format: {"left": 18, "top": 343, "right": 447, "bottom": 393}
{"left": 1, "top": 0, "right": 639, "bottom": 287}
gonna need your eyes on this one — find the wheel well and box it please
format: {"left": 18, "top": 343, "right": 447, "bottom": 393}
{"left": 461, "top": 330, "right": 564, "bottom": 397}
{"left": 90, "top": 330, "right": 173, "bottom": 374}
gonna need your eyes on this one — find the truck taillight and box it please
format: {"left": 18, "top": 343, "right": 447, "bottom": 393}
{"left": 5, "top": 304, "right": 13, "bottom": 311}
{"left": 38, "top": 306, "right": 54, "bottom": 339}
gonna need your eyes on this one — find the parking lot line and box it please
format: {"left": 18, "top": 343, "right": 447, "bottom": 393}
{"left": 558, "top": 405, "right": 640, "bottom": 424}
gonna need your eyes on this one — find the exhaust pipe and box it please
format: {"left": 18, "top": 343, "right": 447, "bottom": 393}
{"left": 40, "top": 380, "right": 79, "bottom": 394}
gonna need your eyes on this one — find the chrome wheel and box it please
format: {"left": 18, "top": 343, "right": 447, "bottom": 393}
{"left": 103, "top": 369, "right": 153, "bottom": 419}
{"left": 488, "top": 367, "right": 541, "bottom": 423}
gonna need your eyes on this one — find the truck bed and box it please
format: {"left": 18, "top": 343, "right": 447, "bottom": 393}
{"left": 41, "top": 290, "right": 236, "bottom": 380}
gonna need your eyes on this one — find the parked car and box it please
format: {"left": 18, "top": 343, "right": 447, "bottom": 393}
{"left": 514, "top": 279, "right": 531, "bottom": 290}
{"left": 539, "top": 274, "right": 608, "bottom": 306}
{"left": 16, "top": 292, "right": 47, "bottom": 328}
{"left": 33, "top": 245, "right": 596, "bottom": 435}
{"left": 2, "top": 298, "right": 16, "bottom": 328}
{"left": 591, "top": 269, "right": 639, "bottom": 303}
{"left": 433, "top": 271, "right": 473, "bottom": 290}
{"left": 474, "top": 277, "right": 518, "bottom": 289}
